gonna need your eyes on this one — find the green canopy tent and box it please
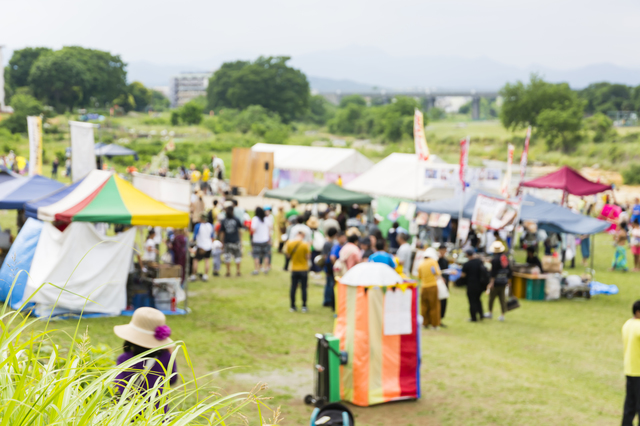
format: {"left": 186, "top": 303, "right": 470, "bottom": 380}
{"left": 265, "top": 183, "right": 372, "bottom": 205}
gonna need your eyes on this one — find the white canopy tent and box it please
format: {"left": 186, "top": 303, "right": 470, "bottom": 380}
{"left": 251, "top": 143, "right": 374, "bottom": 188}
{"left": 344, "top": 153, "right": 456, "bottom": 201}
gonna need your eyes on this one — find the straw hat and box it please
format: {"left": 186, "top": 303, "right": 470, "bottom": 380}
{"left": 424, "top": 247, "right": 439, "bottom": 260}
{"left": 306, "top": 216, "right": 320, "bottom": 229}
{"left": 346, "top": 227, "right": 361, "bottom": 237}
{"left": 491, "top": 241, "right": 506, "bottom": 254}
{"left": 114, "top": 307, "right": 173, "bottom": 349}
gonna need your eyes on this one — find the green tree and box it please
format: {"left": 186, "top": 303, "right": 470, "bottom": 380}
{"left": 150, "top": 90, "right": 171, "bottom": 111}
{"left": 7, "top": 47, "right": 52, "bottom": 89}
{"left": 306, "top": 94, "right": 335, "bottom": 125}
{"left": 499, "top": 74, "right": 580, "bottom": 130}
{"left": 339, "top": 94, "right": 366, "bottom": 108}
{"left": 0, "top": 94, "right": 44, "bottom": 134}
{"left": 4, "top": 67, "right": 13, "bottom": 105}
{"left": 428, "top": 107, "right": 446, "bottom": 121}
{"left": 180, "top": 101, "right": 203, "bottom": 125}
{"left": 579, "top": 82, "right": 635, "bottom": 114}
{"left": 327, "top": 103, "right": 364, "bottom": 134}
{"left": 207, "top": 56, "right": 309, "bottom": 122}
{"left": 170, "top": 111, "right": 180, "bottom": 126}
{"left": 127, "top": 81, "right": 152, "bottom": 112}
{"left": 585, "top": 112, "right": 616, "bottom": 142}
{"left": 28, "top": 50, "right": 87, "bottom": 112}
{"left": 536, "top": 100, "right": 585, "bottom": 152}
{"left": 113, "top": 93, "right": 136, "bottom": 112}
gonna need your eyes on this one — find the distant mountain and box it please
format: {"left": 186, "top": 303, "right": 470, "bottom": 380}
{"left": 126, "top": 46, "right": 640, "bottom": 92}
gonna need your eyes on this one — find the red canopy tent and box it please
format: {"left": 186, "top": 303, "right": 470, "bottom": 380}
{"left": 520, "top": 166, "right": 612, "bottom": 201}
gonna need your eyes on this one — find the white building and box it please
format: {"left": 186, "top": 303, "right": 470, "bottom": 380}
{"left": 169, "top": 72, "right": 212, "bottom": 107}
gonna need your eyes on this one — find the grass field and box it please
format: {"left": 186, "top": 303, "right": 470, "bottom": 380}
{"left": 10, "top": 227, "right": 634, "bottom": 426}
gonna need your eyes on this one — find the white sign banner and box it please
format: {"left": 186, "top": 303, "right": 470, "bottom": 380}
{"left": 69, "top": 121, "right": 96, "bottom": 182}
{"left": 27, "top": 116, "right": 43, "bottom": 176}
{"left": 132, "top": 173, "right": 191, "bottom": 212}
{"left": 472, "top": 194, "right": 520, "bottom": 231}
{"left": 383, "top": 289, "right": 413, "bottom": 336}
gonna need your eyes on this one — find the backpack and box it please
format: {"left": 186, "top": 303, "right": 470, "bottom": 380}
{"left": 494, "top": 254, "right": 511, "bottom": 286}
{"left": 479, "top": 262, "right": 491, "bottom": 289}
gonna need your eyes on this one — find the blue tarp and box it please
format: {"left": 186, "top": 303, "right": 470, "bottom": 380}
{"left": 25, "top": 178, "right": 84, "bottom": 220}
{"left": 0, "top": 175, "right": 65, "bottom": 209}
{"left": 416, "top": 190, "right": 609, "bottom": 235}
{"left": 0, "top": 218, "right": 43, "bottom": 308}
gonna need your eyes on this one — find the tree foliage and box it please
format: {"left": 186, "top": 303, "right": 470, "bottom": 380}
{"left": 0, "top": 94, "right": 44, "bottom": 134}
{"left": 150, "top": 90, "right": 171, "bottom": 111}
{"left": 128, "top": 81, "right": 153, "bottom": 112}
{"left": 202, "top": 105, "right": 290, "bottom": 144}
{"left": 306, "top": 94, "right": 335, "bottom": 125}
{"left": 584, "top": 112, "right": 616, "bottom": 143}
{"left": 579, "top": 82, "right": 640, "bottom": 114}
{"left": 499, "top": 74, "right": 580, "bottom": 130}
{"left": 206, "top": 56, "right": 309, "bottom": 123}
{"left": 180, "top": 101, "right": 204, "bottom": 125}
{"left": 7, "top": 47, "right": 52, "bottom": 89}
{"left": 535, "top": 100, "right": 585, "bottom": 152}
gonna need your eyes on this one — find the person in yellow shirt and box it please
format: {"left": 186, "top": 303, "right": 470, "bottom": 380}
{"left": 336, "top": 175, "right": 343, "bottom": 187}
{"left": 202, "top": 166, "right": 211, "bottom": 192}
{"left": 417, "top": 247, "right": 442, "bottom": 329}
{"left": 285, "top": 231, "right": 311, "bottom": 313}
{"left": 622, "top": 301, "right": 640, "bottom": 425}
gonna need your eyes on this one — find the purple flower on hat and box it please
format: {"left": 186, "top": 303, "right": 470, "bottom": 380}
{"left": 154, "top": 325, "right": 171, "bottom": 340}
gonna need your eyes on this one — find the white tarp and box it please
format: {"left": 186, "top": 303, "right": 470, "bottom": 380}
{"left": 69, "top": 121, "right": 96, "bottom": 182}
{"left": 21, "top": 222, "right": 135, "bottom": 315}
{"left": 251, "top": 143, "right": 374, "bottom": 174}
{"left": 132, "top": 173, "right": 191, "bottom": 212}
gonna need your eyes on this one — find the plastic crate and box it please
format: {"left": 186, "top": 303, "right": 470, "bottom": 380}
{"left": 526, "top": 278, "right": 545, "bottom": 301}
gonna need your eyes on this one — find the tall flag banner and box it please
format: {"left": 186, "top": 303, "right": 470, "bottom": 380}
{"left": 520, "top": 126, "right": 532, "bottom": 182}
{"left": 69, "top": 121, "right": 97, "bottom": 182}
{"left": 414, "top": 109, "right": 430, "bottom": 161}
{"left": 27, "top": 116, "right": 43, "bottom": 176}
{"left": 459, "top": 136, "right": 469, "bottom": 190}
{"left": 501, "top": 144, "right": 515, "bottom": 197}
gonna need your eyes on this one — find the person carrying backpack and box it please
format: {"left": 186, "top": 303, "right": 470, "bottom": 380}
{"left": 461, "top": 247, "right": 488, "bottom": 322}
{"left": 485, "top": 241, "right": 512, "bottom": 321}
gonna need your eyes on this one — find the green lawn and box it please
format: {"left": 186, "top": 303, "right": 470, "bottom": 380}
{"left": 12, "top": 231, "right": 633, "bottom": 425}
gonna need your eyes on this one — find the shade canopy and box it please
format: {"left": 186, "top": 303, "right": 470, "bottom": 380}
{"left": 66, "top": 143, "right": 139, "bottom": 160}
{"left": 520, "top": 166, "right": 612, "bottom": 196}
{"left": 345, "top": 153, "right": 454, "bottom": 201}
{"left": 265, "top": 183, "right": 373, "bottom": 204}
{"left": 0, "top": 168, "right": 21, "bottom": 184}
{"left": 252, "top": 143, "right": 373, "bottom": 174}
{"left": 25, "top": 170, "right": 188, "bottom": 228}
{"left": 340, "top": 262, "right": 404, "bottom": 286}
{"left": 0, "top": 175, "right": 65, "bottom": 209}
{"left": 416, "top": 189, "right": 609, "bottom": 235}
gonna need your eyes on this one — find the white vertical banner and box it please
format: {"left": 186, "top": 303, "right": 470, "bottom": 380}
{"left": 69, "top": 121, "right": 96, "bottom": 182}
{"left": 413, "top": 109, "right": 430, "bottom": 161}
{"left": 501, "top": 144, "right": 515, "bottom": 197}
{"left": 27, "top": 116, "right": 43, "bottom": 176}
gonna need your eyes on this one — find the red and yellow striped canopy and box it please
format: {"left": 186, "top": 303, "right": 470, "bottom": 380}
{"left": 31, "top": 170, "right": 189, "bottom": 228}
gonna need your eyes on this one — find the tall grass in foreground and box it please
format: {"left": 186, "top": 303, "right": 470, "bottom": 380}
{"left": 0, "top": 295, "right": 281, "bottom": 424}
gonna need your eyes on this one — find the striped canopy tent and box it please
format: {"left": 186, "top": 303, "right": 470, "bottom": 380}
{"left": 0, "top": 175, "right": 64, "bottom": 209}
{"left": 25, "top": 170, "right": 188, "bottom": 228}
{"left": 334, "top": 263, "right": 420, "bottom": 407}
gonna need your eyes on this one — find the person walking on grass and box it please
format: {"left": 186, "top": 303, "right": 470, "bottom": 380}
{"left": 368, "top": 239, "right": 396, "bottom": 268}
{"left": 418, "top": 247, "right": 441, "bottom": 330}
{"left": 395, "top": 231, "right": 413, "bottom": 277}
{"left": 190, "top": 213, "right": 214, "bottom": 282}
{"left": 485, "top": 241, "right": 512, "bottom": 322}
{"left": 322, "top": 228, "right": 338, "bottom": 310}
{"left": 630, "top": 220, "right": 640, "bottom": 272}
{"left": 461, "top": 248, "right": 487, "bottom": 322}
{"left": 622, "top": 300, "right": 640, "bottom": 425}
{"left": 437, "top": 245, "right": 450, "bottom": 327}
{"left": 219, "top": 205, "right": 243, "bottom": 277}
{"left": 612, "top": 224, "right": 630, "bottom": 272}
{"left": 251, "top": 207, "right": 271, "bottom": 275}
{"left": 286, "top": 230, "right": 311, "bottom": 313}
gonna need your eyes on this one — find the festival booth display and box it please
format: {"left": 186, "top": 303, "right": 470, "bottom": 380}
{"left": 334, "top": 263, "right": 420, "bottom": 406}
{"left": 265, "top": 183, "right": 373, "bottom": 205}
{"left": 0, "top": 170, "right": 190, "bottom": 318}
{"left": 251, "top": 143, "right": 374, "bottom": 189}
{"left": 520, "top": 166, "right": 612, "bottom": 198}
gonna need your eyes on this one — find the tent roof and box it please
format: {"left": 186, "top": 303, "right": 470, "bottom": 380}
{"left": 416, "top": 190, "right": 609, "bottom": 235}
{"left": 263, "top": 182, "right": 322, "bottom": 201}
{"left": 65, "top": 143, "right": 139, "bottom": 159}
{"left": 0, "top": 168, "right": 21, "bottom": 184}
{"left": 520, "top": 166, "right": 612, "bottom": 196}
{"left": 344, "top": 153, "right": 454, "bottom": 201}
{"left": 251, "top": 143, "right": 374, "bottom": 174}
{"left": 265, "top": 183, "right": 373, "bottom": 204}
{"left": 0, "top": 175, "right": 65, "bottom": 209}
{"left": 340, "top": 262, "right": 404, "bottom": 286}
{"left": 25, "top": 170, "right": 188, "bottom": 228}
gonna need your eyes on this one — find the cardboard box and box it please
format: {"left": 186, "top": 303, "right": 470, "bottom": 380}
{"left": 542, "top": 255, "right": 563, "bottom": 273}
{"left": 157, "top": 264, "right": 183, "bottom": 279}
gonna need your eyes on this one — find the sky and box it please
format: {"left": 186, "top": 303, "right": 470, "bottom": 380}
{"left": 1, "top": 0, "right": 640, "bottom": 70}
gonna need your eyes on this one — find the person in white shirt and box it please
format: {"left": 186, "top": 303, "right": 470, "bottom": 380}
{"left": 191, "top": 213, "right": 215, "bottom": 281}
{"left": 395, "top": 231, "right": 413, "bottom": 276}
{"left": 143, "top": 230, "right": 158, "bottom": 263}
{"left": 251, "top": 207, "right": 272, "bottom": 275}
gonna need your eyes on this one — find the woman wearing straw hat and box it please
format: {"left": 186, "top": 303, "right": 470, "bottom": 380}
{"left": 485, "top": 240, "right": 512, "bottom": 322}
{"left": 114, "top": 307, "right": 178, "bottom": 404}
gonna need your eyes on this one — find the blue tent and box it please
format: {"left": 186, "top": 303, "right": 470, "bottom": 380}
{"left": 0, "top": 175, "right": 65, "bottom": 210}
{"left": 416, "top": 190, "right": 608, "bottom": 235}
{"left": 66, "top": 143, "right": 139, "bottom": 160}
{"left": 24, "top": 178, "right": 84, "bottom": 220}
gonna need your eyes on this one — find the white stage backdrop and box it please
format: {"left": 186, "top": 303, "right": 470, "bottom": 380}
{"left": 22, "top": 222, "right": 135, "bottom": 315}
{"left": 69, "top": 121, "right": 96, "bottom": 182}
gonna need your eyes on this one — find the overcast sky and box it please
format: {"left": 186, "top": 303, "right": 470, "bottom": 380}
{"left": 2, "top": 0, "right": 639, "bottom": 70}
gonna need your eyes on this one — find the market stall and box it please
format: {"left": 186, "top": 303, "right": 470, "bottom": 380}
{"left": 520, "top": 165, "right": 612, "bottom": 203}
{"left": 265, "top": 182, "right": 373, "bottom": 205}
{"left": 0, "top": 170, "right": 189, "bottom": 317}
{"left": 334, "top": 263, "right": 420, "bottom": 406}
